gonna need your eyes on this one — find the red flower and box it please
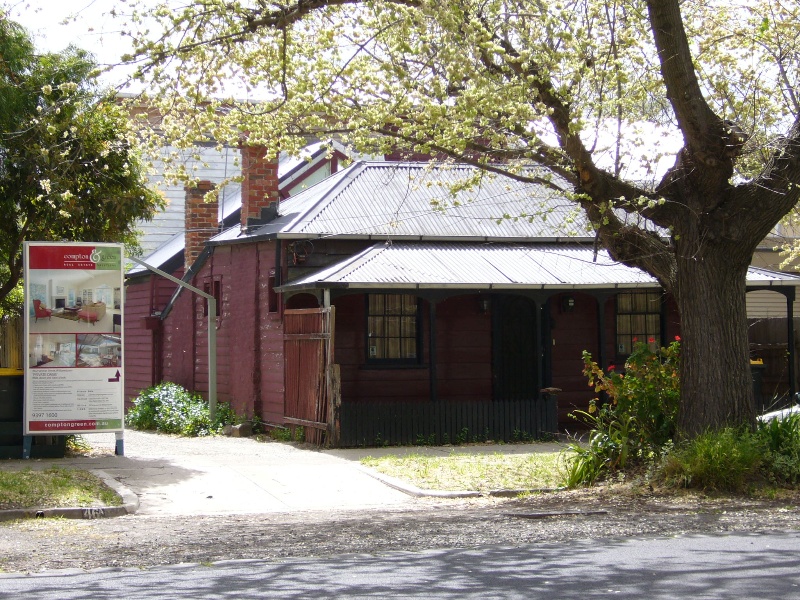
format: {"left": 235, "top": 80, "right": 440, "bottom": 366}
{"left": 632, "top": 337, "right": 638, "bottom": 342}
{"left": 648, "top": 337, "right": 655, "bottom": 343}
{"left": 607, "top": 364, "right": 615, "bottom": 372}
{"left": 675, "top": 335, "right": 681, "bottom": 341}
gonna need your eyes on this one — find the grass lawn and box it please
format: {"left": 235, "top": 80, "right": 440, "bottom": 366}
{"left": 360, "top": 451, "right": 564, "bottom": 492}
{"left": 0, "top": 467, "right": 121, "bottom": 510}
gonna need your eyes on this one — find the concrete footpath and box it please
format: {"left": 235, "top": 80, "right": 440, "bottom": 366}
{"left": 0, "top": 430, "right": 564, "bottom": 519}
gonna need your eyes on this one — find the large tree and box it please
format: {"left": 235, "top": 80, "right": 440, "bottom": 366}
{"left": 124, "top": 0, "right": 800, "bottom": 437}
{"left": 0, "top": 14, "right": 163, "bottom": 310}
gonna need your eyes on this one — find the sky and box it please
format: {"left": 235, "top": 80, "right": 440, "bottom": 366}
{"left": 8, "top": 0, "right": 146, "bottom": 87}
{"left": 6, "top": 0, "right": 685, "bottom": 182}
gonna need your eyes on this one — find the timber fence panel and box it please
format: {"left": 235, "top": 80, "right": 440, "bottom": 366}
{"left": 0, "top": 316, "right": 23, "bottom": 370}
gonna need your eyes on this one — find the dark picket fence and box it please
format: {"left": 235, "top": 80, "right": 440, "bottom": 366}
{"left": 338, "top": 395, "right": 558, "bottom": 447}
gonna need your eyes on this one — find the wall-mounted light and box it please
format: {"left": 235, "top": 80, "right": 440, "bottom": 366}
{"left": 479, "top": 297, "right": 491, "bottom": 314}
{"left": 561, "top": 295, "right": 575, "bottom": 313}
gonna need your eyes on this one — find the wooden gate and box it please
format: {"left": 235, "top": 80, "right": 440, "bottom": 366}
{"left": 283, "top": 307, "right": 335, "bottom": 445}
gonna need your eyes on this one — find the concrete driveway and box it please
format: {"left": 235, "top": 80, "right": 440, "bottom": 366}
{"left": 1, "top": 430, "right": 565, "bottom": 518}
{"left": 5, "top": 430, "right": 416, "bottom": 516}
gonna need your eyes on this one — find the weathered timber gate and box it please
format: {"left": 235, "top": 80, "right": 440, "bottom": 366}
{"left": 283, "top": 307, "right": 335, "bottom": 445}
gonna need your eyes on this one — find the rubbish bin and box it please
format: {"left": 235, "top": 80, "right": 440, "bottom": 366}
{"left": 0, "top": 368, "right": 66, "bottom": 459}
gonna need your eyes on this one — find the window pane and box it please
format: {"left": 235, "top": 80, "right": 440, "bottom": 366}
{"left": 631, "top": 314, "right": 645, "bottom": 336}
{"left": 646, "top": 314, "right": 660, "bottom": 335}
{"left": 386, "top": 295, "right": 402, "bottom": 315}
{"left": 617, "top": 294, "right": 632, "bottom": 313}
{"left": 368, "top": 316, "right": 384, "bottom": 337}
{"left": 367, "top": 294, "right": 420, "bottom": 361}
{"left": 387, "top": 317, "right": 401, "bottom": 338}
{"left": 369, "top": 294, "right": 385, "bottom": 315}
{"left": 402, "top": 317, "right": 416, "bottom": 338}
{"left": 617, "top": 314, "right": 631, "bottom": 335}
{"left": 616, "top": 292, "right": 661, "bottom": 355}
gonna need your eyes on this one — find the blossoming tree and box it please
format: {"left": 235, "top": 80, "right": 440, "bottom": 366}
{"left": 0, "top": 14, "right": 163, "bottom": 312}
{"left": 123, "top": 0, "right": 800, "bottom": 437}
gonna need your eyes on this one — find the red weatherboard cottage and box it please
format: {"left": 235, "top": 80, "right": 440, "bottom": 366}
{"left": 124, "top": 150, "right": 800, "bottom": 446}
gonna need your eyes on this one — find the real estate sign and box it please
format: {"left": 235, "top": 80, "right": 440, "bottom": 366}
{"left": 23, "top": 242, "right": 124, "bottom": 435}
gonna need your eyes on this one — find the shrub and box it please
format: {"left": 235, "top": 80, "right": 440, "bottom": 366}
{"left": 756, "top": 412, "right": 800, "bottom": 486}
{"left": 659, "top": 428, "right": 762, "bottom": 492}
{"left": 584, "top": 338, "right": 680, "bottom": 449}
{"left": 126, "top": 382, "right": 235, "bottom": 437}
{"left": 563, "top": 338, "right": 680, "bottom": 487}
{"left": 562, "top": 409, "right": 638, "bottom": 487}
{"left": 270, "top": 425, "right": 305, "bottom": 442}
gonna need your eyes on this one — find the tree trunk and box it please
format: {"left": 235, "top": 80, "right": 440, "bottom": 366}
{"left": 675, "top": 248, "right": 754, "bottom": 438}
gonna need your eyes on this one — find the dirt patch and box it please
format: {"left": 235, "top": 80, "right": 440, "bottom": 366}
{"left": 1, "top": 486, "right": 798, "bottom": 574}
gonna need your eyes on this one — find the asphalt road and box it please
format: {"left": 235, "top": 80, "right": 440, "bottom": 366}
{"left": 2, "top": 531, "right": 799, "bottom": 599}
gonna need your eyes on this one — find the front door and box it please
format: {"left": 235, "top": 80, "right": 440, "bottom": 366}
{"left": 492, "top": 295, "right": 539, "bottom": 401}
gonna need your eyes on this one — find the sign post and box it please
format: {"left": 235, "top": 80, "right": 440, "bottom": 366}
{"left": 23, "top": 242, "right": 125, "bottom": 455}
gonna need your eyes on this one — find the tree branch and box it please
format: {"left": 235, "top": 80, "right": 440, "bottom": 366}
{"left": 646, "top": 0, "right": 747, "bottom": 184}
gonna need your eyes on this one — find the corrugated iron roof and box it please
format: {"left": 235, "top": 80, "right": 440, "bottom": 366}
{"left": 747, "top": 266, "right": 800, "bottom": 285}
{"left": 247, "top": 162, "right": 601, "bottom": 241}
{"left": 278, "top": 242, "right": 800, "bottom": 292}
{"left": 278, "top": 242, "right": 659, "bottom": 291}
{"left": 294, "top": 162, "right": 587, "bottom": 238}
{"left": 210, "top": 161, "right": 662, "bottom": 245}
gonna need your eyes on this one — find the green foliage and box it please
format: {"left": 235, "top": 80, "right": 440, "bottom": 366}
{"left": 65, "top": 434, "right": 93, "bottom": 456}
{"left": 213, "top": 401, "right": 237, "bottom": 432}
{"left": 648, "top": 413, "right": 800, "bottom": 493}
{"left": 270, "top": 426, "right": 305, "bottom": 442}
{"left": 563, "top": 339, "right": 681, "bottom": 487}
{"left": 360, "top": 451, "right": 562, "bottom": 492}
{"left": 126, "top": 382, "right": 235, "bottom": 437}
{"left": 0, "top": 467, "right": 121, "bottom": 509}
{"left": 0, "top": 282, "right": 22, "bottom": 317}
{"left": 250, "top": 414, "right": 266, "bottom": 435}
{"left": 659, "top": 428, "right": 763, "bottom": 493}
{"left": 0, "top": 13, "right": 163, "bottom": 305}
{"left": 585, "top": 339, "right": 681, "bottom": 449}
{"left": 756, "top": 413, "right": 800, "bottom": 486}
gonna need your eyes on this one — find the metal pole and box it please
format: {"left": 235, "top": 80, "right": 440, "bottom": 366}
{"left": 128, "top": 256, "right": 218, "bottom": 420}
{"left": 208, "top": 297, "right": 217, "bottom": 421}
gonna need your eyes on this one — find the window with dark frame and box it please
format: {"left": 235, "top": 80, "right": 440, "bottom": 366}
{"left": 366, "top": 294, "right": 420, "bottom": 363}
{"left": 203, "top": 279, "right": 221, "bottom": 317}
{"left": 616, "top": 291, "right": 662, "bottom": 356}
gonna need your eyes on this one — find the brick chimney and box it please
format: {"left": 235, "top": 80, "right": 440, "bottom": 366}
{"left": 240, "top": 145, "right": 280, "bottom": 229}
{"left": 184, "top": 180, "right": 218, "bottom": 270}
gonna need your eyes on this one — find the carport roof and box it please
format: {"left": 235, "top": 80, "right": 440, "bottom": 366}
{"left": 277, "top": 242, "right": 800, "bottom": 293}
